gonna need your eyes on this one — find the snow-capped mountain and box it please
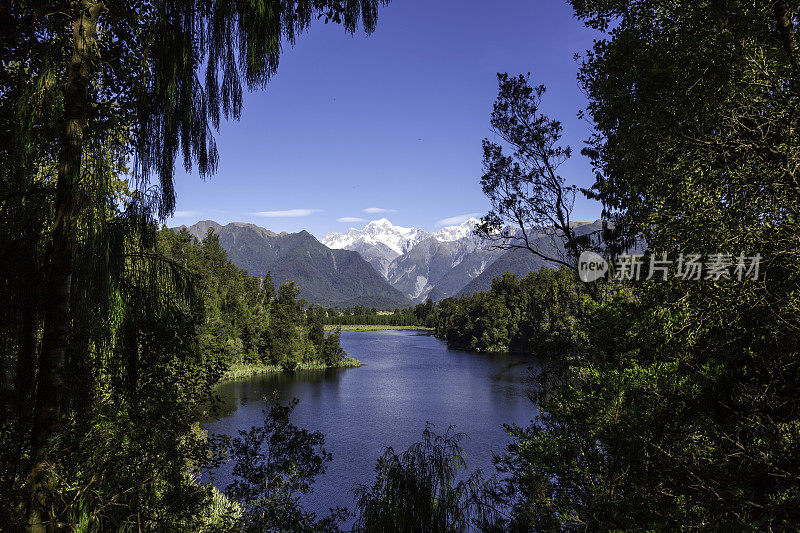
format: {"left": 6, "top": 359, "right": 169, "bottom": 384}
{"left": 320, "top": 218, "right": 603, "bottom": 304}
{"left": 322, "top": 218, "right": 427, "bottom": 255}
{"left": 322, "top": 218, "right": 500, "bottom": 301}
{"left": 430, "top": 217, "right": 482, "bottom": 242}
{"left": 321, "top": 218, "right": 429, "bottom": 277}
{"left": 321, "top": 219, "right": 415, "bottom": 277}
{"left": 322, "top": 218, "right": 484, "bottom": 256}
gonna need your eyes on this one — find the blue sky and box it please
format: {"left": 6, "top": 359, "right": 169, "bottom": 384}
{"left": 167, "top": 0, "right": 604, "bottom": 238}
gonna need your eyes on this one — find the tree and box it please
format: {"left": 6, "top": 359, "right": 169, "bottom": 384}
{"left": 485, "top": 1, "right": 800, "bottom": 529}
{"left": 352, "top": 424, "right": 494, "bottom": 532}
{"left": 320, "top": 329, "right": 346, "bottom": 366}
{"left": 571, "top": 0, "right": 800, "bottom": 525}
{"left": 0, "top": 207, "right": 234, "bottom": 530}
{"left": 475, "top": 74, "right": 602, "bottom": 271}
{"left": 261, "top": 271, "right": 276, "bottom": 304}
{"left": 226, "top": 396, "right": 346, "bottom": 532}
{"left": 1, "top": 2, "right": 390, "bottom": 527}
{"left": 263, "top": 282, "right": 302, "bottom": 369}
{"left": 307, "top": 305, "right": 325, "bottom": 350}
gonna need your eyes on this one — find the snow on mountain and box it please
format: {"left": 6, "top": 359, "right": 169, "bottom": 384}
{"left": 321, "top": 218, "right": 429, "bottom": 256}
{"left": 321, "top": 217, "right": 509, "bottom": 302}
{"left": 431, "top": 217, "right": 482, "bottom": 242}
{"left": 318, "top": 217, "right": 605, "bottom": 303}
{"left": 321, "top": 217, "right": 484, "bottom": 257}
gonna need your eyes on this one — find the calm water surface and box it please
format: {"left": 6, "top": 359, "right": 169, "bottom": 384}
{"left": 202, "top": 330, "right": 539, "bottom": 517}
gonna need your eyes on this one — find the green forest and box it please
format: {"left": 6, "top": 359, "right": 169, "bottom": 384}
{"left": 159, "top": 227, "right": 357, "bottom": 377}
{"left": 431, "top": 269, "right": 588, "bottom": 356}
{"left": 3, "top": 0, "right": 800, "bottom": 531}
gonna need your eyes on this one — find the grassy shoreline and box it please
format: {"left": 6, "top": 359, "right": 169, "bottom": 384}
{"left": 324, "top": 325, "right": 434, "bottom": 331}
{"left": 222, "top": 357, "right": 363, "bottom": 381}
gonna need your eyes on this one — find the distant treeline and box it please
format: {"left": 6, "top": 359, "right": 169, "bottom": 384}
{"left": 324, "top": 301, "right": 435, "bottom": 327}
{"left": 324, "top": 268, "right": 586, "bottom": 355}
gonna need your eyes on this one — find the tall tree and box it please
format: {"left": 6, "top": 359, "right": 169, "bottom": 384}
{"left": 261, "top": 271, "right": 276, "bottom": 304}
{"left": 486, "top": 1, "right": 800, "bottom": 529}
{"left": 476, "top": 74, "right": 603, "bottom": 271}
{"left": 2, "top": 1, "right": 389, "bottom": 529}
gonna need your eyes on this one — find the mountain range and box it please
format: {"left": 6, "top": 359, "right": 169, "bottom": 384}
{"left": 321, "top": 218, "right": 500, "bottom": 302}
{"left": 176, "top": 218, "right": 602, "bottom": 308}
{"left": 176, "top": 221, "right": 410, "bottom": 308}
{"left": 323, "top": 218, "right": 603, "bottom": 303}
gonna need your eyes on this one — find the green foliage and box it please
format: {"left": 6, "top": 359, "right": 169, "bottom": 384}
{"left": 1, "top": 0, "right": 387, "bottom": 529}
{"left": 352, "top": 424, "right": 494, "bottom": 532}
{"left": 433, "top": 268, "right": 589, "bottom": 355}
{"left": 478, "top": 1, "right": 800, "bottom": 530}
{"left": 158, "top": 227, "right": 352, "bottom": 374}
{"left": 319, "top": 329, "right": 346, "bottom": 366}
{"left": 51, "top": 304, "right": 229, "bottom": 531}
{"left": 226, "top": 396, "right": 347, "bottom": 532}
{"left": 0, "top": 208, "right": 231, "bottom": 529}
{"left": 223, "top": 357, "right": 362, "bottom": 381}
{"left": 307, "top": 305, "right": 326, "bottom": 349}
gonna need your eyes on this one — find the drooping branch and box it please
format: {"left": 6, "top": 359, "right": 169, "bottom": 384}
{"left": 25, "top": 2, "right": 106, "bottom": 531}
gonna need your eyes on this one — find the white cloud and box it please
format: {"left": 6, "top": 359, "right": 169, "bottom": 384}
{"left": 253, "top": 209, "right": 321, "bottom": 218}
{"left": 172, "top": 210, "right": 201, "bottom": 218}
{"left": 337, "top": 217, "right": 366, "bottom": 223}
{"left": 436, "top": 212, "right": 484, "bottom": 226}
{"left": 363, "top": 207, "right": 397, "bottom": 214}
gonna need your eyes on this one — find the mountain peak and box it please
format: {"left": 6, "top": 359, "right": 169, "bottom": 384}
{"left": 172, "top": 220, "right": 409, "bottom": 308}
{"left": 322, "top": 219, "right": 428, "bottom": 257}
{"left": 363, "top": 218, "right": 414, "bottom": 235}
{"left": 432, "top": 218, "right": 482, "bottom": 242}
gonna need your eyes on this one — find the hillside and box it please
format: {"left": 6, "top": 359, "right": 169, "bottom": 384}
{"left": 456, "top": 222, "right": 604, "bottom": 297}
{"left": 176, "top": 221, "right": 410, "bottom": 308}
{"left": 324, "top": 218, "right": 505, "bottom": 302}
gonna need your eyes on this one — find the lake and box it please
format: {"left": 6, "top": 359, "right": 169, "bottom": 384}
{"left": 202, "top": 329, "right": 539, "bottom": 520}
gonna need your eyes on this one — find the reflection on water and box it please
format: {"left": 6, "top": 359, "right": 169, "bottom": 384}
{"left": 211, "top": 367, "right": 349, "bottom": 418}
{"left": 203, "top": 330, "right": 539, "bottom": 519}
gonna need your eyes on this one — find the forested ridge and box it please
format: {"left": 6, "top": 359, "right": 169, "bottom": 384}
{"left": 159, "top": 227, "right": 354, "bottom": 375}
{"left": 175, "top": 221, "right": 411, "bottom": 309}
{"left": 2, "top": 0, "right": 800, "bottom": 531}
